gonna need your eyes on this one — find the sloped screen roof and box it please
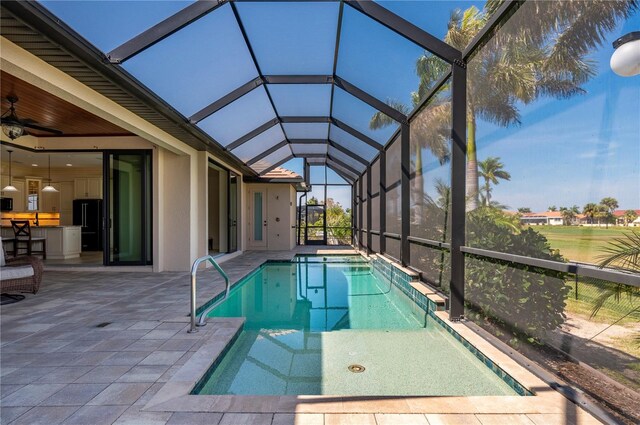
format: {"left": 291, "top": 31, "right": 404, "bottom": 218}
{"left": 39, "top": 0, "right": 459, "bottom": 181}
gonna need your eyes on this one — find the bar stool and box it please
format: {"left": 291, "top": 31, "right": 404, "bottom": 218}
{"left": 11, "top": 220, "right": 46, "bottom": 259}
{"left": 1, "top": 237, "right": 16, "bottom": 256}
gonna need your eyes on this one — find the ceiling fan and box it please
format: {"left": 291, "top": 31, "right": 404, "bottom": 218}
{"left": 1, "top": 95, "right": 63, "bottom": 140}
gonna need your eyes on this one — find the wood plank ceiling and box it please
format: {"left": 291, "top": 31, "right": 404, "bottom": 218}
{"left": 1, "top": 71, "right": 132, "bottom": 137}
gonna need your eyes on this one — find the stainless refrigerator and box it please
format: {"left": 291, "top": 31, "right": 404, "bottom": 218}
{"left": 73, "top": 199, "right": 103, "bottom": 251}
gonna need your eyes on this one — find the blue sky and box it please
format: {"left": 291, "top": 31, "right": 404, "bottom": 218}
{"left": 473, "top": 7, "right": 640, "bottom": 212}
{"left": 40, "top": 0, "right": 638, "bottom": 211}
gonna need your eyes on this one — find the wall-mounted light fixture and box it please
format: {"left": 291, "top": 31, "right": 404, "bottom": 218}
{"left": 611, "top": 31, "right": 640, "bottom": 77}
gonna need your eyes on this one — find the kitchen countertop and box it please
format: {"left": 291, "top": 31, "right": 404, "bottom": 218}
{"left": 1, "top": 225, "right": 81, "bottom": 229}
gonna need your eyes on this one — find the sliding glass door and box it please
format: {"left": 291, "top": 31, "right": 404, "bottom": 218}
{"left": 228, "top": 172, "right": 239, "bottom": 253}
{"left": 104, "top": 151, "right": 152, "bottom": 265}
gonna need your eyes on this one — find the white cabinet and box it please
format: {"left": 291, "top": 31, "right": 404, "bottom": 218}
{"left": 43, "top": 226, "right": 81, "bottom": 259}
{"left": 74, "top": 177, "right": 102, "bottom": 199}
{"left": 1, "top": 176, "right": 25, "bottom": 211}
{"left": 41, "top": 182, "right": 61, "bottom": 212}
{"left": 0, "top": 226, "right": 81, "bottom": 259}
{"left": 87, "top": 178, "right": 102, "bottom": 198}
{"left": 59, "top": 182, "right": 74, "bottom": 225}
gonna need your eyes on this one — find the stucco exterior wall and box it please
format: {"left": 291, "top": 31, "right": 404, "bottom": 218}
{"left": 245, "top": 183, "right": 297, "bottom": 251}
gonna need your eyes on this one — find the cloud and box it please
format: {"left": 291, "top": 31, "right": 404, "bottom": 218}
{"left": 577, "top": 142, "right": 620, "bottom": 159}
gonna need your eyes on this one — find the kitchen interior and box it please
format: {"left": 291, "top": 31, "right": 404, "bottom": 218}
{"left": 2, "top": 70, "right": 156, "bottom": 268}
{"left": 1, "top": 145, "right": 104, "bottom": 265}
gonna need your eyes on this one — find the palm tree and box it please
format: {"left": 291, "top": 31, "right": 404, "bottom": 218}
{"left": 600, "top": 197, "right": 619, "bottom": 228}
{"left": 370, "top": 76, "right": 450, "bottom": 221}
{"left": 624, "top": 210, "right": 638, "bottom": 226}
{"left": 478, "top": 157, "right": 511, "bottom": 207}
{"left": 370, "top": 1, "right": 638, "bottom": 211}
{"left": 560, "top": 207, "right": 576, "bottom": 226}
{"left": 582, "top": 202, "right": 599, "bottom": 225}
{"left": 594, "top": 204, "right": 610, "bottom": 227}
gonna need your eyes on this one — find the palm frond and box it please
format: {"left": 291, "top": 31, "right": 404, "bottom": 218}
{"left": 589, "top": 283, "right": 639, "bottom": 318}
{"left": 596, "top": 231, "right": 640, "bottom": 273}
{"left": 475, "top": 94, "right": 520, "bottom": 127}
{"left": 410, "top": 101, "right": 452, "bottom": 164}
{"left": 369, "top": 100, "right": 409, "bottom": 130}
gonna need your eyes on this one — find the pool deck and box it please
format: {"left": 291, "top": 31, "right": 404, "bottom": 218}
{"left": 1, "top": 247, "right": 602, "bottom": 425}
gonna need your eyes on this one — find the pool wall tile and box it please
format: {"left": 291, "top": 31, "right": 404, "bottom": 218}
{"left": 191, "top": 322, "right": 244, "bottom": 395}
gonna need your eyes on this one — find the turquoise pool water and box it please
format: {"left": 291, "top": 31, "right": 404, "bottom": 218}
{"left": 197, "top": 256, "right": 518, "bottom": 396}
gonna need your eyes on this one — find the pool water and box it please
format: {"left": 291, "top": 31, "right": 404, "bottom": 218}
{"left": 197, "top": 256, "right": 517, "bottom": 396}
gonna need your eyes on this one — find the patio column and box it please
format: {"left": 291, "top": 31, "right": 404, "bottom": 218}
{"left": 400, "top": 123, "right": 410, "bottom": 267}
{"left": 351, "top": 184, "right": 356, "bottom": 247}
{"left": 366, "top": 164, "right": 372, "bottom": 255}
{"left": 358, "top": 177, "right": 364, "bottom": 250}
{"left": 449, "top": 61, "right": 467, "bottom": 320}
{"left": 379, "top": 149, "right": 386, "bottom": 255}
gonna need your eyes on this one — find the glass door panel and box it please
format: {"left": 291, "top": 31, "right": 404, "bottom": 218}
{"left": 105, "top": 151, "right": 152, "bottom": 265}
{"left": 254, "top": 192, "right": 263, "bottom": 241}
{"left": 249, "top": 189, "right": 267, "bottom": 248}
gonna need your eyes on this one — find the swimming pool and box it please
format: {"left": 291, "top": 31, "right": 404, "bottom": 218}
{"left": 195, "top": 255, "right": 522, "bottom": 396}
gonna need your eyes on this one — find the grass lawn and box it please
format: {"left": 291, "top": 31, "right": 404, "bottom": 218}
{"left": 529, "top": 225, "right": 636, "bottom": 264}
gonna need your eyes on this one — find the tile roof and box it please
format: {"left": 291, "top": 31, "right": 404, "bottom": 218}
{"left": 261, "top": 167, "right": 302, "bottom": 180}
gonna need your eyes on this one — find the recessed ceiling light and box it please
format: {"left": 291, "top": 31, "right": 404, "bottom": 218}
{"left": 66, "top": 163, "right": 73, "bottom": 167}
{"left": 32, "top": 163, "right": 38, "bottom": 167}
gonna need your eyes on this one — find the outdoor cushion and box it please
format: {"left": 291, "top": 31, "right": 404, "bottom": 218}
{"left": 0, "top": 265, "right": 34, "bottom": 281}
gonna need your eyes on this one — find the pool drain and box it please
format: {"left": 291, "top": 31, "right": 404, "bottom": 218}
{"left": 348, "top": 364, "right": 365, "bottom": 373}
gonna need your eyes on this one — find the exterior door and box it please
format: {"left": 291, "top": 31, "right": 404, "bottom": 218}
{"left": 104, "top": 151, "right": 152, "bottom": 265}
{"left": 228, "top": 173, "right": 238, "bottom": 252}
{"left": 249, "top": 189, "right": 267, "bottom": 248}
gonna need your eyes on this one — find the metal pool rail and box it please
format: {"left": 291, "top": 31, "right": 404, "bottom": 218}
{"left": 188, "top": 255, "right": 230, "bottom": 333}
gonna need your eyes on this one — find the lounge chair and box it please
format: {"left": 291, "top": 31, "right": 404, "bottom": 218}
{"left": 0, "top": 236, "right": 43, "bottom": 296}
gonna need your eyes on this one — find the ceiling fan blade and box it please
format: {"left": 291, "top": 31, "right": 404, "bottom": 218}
{"left": 22, "top": 122, "right": 63, "bottom": 135}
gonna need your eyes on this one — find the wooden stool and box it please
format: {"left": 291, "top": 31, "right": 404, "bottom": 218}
{"left": 11, "top": 220, "right": 46, "bottom": 259}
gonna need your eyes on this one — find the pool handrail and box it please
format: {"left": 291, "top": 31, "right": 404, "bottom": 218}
{"left": 188, "top": 255, "right": 230, "bottom": 333}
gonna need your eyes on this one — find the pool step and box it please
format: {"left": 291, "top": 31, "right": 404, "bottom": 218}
{"left": 409, "top": 281, "right": 447, "bottom": 311}
{"left": 410, "top": 281, "right": 434, "bottom": 296}
{"left": 426, "top": 293, "right": 447, "bottom": 310}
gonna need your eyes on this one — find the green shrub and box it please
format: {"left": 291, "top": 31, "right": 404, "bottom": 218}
{"left": 465, "top": 208, "right": 570, "bottom": 341}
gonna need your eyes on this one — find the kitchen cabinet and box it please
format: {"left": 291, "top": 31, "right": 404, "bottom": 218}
{"left": 59, "top": 181, "right": 74, "bottom": 225}
{"left": 74, "top": 177, "right": 102, "bottom": 199}
{"left": 0, "top": 176, "right": 25, "bottom": 211}
{"left": 41, "top": 182, "right": 61, "bottom": 212}
{"left": 0, "top": 225, "right": 81, "bottom": 259}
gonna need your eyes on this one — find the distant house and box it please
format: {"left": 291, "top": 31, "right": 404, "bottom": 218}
{"left": 519, "top": 211, "right": 565, "bottom": 226}
{"left": 575, "top": 214, "right": 588, "bottom": 225}
{"left": 613, "top": 209, "right": 640, "bottom": 226}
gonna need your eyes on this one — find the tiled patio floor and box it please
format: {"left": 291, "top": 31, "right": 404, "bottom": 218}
{"left": 1, "top": 248, "right": 601, "bottom": 424}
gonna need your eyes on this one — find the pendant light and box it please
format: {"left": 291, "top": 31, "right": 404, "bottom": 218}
{"left": 2, "top": 149, "right": 19, "bottom": 192}
{"left": 42, "top": 154, "right": 58, "bottom": 192}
